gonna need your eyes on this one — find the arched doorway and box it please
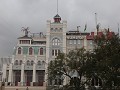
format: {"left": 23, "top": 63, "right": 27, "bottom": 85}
{"left": 14, "top": 70, "right": 21, "bottom": 86}
{"left": 36, "top": 70, "right": 45, "bottom": 86}
{"left": 25, "top": 71, "right": 33, "bottom": 86}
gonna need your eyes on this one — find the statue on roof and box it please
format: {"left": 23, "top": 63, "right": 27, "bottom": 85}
{"left": 21, "top": 27, "right": 29, "bottom": 36}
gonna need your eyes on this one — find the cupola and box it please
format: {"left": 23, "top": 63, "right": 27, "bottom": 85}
{"left": 54, "top": 14, "right": 61, "bottom": 23}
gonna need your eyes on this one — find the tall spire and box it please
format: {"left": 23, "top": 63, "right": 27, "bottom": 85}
{"left": 53, "top": 0, "right": 61, "bottom": 23}
{"left": 57, "top": 0, "right": 58, "bottom": 14}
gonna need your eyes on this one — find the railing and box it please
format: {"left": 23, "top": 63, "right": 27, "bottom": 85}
{"left": 9, "top": 82, "right": 44, "bottom": 86}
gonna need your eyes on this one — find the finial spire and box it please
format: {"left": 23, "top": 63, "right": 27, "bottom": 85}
{"left": 57, "top": 0, "right": 58, "bottom": 14}
{"left": 53, "top": 0, "right": 61, "bottom": 23}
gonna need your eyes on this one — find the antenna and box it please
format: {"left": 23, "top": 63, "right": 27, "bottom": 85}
{"left": 57, "top": 0, "right": 58, "bottom": 14}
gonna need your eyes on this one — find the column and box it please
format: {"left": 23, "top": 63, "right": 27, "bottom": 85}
{"left": 32, "top": 64, "right": 36, "bottom": 82}
{"left": 20, "top": 55, "right": 26, "bottom": 86}
{"left": 20, "top": 63, "right": 24, "bottom": 86}
{"left": 8, "top": 63, "right": 12, "bottom": 83}
{"left": 2, "top": 64, "right": 7, "bottom": 82}
{"left": 32, "top": 63, "right": 36, "bottom": 86}
{"left": 32, "top": 56, "right": 37, "bottom": 86}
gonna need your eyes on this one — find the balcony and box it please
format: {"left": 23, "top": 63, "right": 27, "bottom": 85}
{"left": 12, "top": 65, "right": 21, "bottom": 70}
{"left": 36, "top": 65, "right": 45, "bottom": 70}
{"left": 24, "top": 65, "right": 33, "bottom": 70}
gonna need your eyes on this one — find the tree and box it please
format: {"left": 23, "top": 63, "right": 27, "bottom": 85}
{"left": 48, "top": 48, "right": 93, "bottom": 90}
{"left": 92, "top": 31, "right": 120, "bottom": 89}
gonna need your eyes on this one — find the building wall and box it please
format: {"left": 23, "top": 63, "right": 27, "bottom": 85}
{"left": 1, "top": 16, "right": 97, "bottom": 88}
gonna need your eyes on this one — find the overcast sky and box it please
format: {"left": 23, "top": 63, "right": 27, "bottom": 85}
{"left": 0, "top": 0, "right": 120, "bottom": 57}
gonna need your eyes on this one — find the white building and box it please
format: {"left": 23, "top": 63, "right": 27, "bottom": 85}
{"left": 0, "top": 57, "right": 11, "bottom": 81}
{"left": 2, "top": 14, "right": 98, "bottom": 89}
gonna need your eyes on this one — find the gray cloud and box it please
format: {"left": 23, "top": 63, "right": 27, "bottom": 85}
{"left": 0, "top": 0, "right": 120, "bottom": 56}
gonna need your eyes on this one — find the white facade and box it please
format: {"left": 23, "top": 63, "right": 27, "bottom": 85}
{"left": 0, "top": 57, "right": 11, "bottom": 81}
{"left": 2, "top": 14, "right": 96, "bottom": 87}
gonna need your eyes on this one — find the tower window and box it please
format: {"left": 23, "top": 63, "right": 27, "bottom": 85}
{"left": 52, "top": 38, "right": 60, "bottom": 45}
{"left": 52, "top": 50, "right": 54, "bottom": 56}
{"left": 52, "top": 49, "right": 60, "bottom": 56}
{"left": 55, "top": 50, "right": 57, "bottom": 56}
{"left": 40, "top": 48, "right": 43, "bottom": 55}
{"left": 18, "top": 47, "right": 22, "bottom": 54}
{"left": 29, "top": 47, "right": 33, "bottom": 55}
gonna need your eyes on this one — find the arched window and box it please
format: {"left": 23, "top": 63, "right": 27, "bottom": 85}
{"left": 91, "top": 77, "right": 102, "bottom": 86}
{"left": 52, "top": 38, "right": 60, "bottom": 45}
{"left": 40, "top": 48, "right": 43, "bottom": 55}
{"left": 42, "top": 61, "right": 45, "bottom": 66}
{"left": 37, "top": 61, "right": 41, "bottom": 65}
{"left": 27, "top": 60, "right": 30, "bottom": 65}
{"left": 29, "top": 47, "right": 33, "bottom": 55}
{"left": 20, "top": 60, "right": 22, "bottom": 65}
{"left": 31, "top": 60, "right": 34, "bottom": 65}
{"left": 18, "top": 47, "right": 21, "bottom": 54}
{"left": 15, "top": 60, "right": 18, "bottom": 65}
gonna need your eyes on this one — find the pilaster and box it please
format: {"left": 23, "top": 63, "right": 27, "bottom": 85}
{"left": 20, "top": 63, "right": 24, "bottom": 86}
{"left": 62, "top": 20, "right": 67, "bottom": 53}
{"left": 45, "top": 20, "right": 51, "bottom": 86}
{"left": 2, "top": 64, "right": 7, "bottom": 82}
{"left": 8, "top": 63, "right": 12, "bottom": 82}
